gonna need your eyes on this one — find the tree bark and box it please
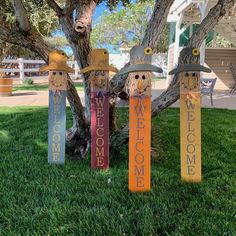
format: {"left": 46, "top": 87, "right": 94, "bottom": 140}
{"left": 110, "top": 0, "right": 235, "bottom": 150}
{"left": 142, "top": 0, "right": 175, "bottom": 49}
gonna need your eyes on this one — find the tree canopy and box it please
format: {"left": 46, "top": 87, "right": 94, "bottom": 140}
{"left": 91, "top": 1, "right": 169, "bottom": 52}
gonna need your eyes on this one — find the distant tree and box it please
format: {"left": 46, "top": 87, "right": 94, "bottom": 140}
{"left": 208, "top": 34, "right": 235, "bottom": 48}
{"left": 91, "top": 1, "right": 169, "bottom": 52}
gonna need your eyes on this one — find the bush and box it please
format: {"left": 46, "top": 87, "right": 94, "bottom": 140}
{"left": 23, "top": 78, "right": 34, "bottom": 85}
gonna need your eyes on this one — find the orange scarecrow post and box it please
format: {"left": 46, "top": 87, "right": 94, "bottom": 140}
{"left": 169, "top": 48, "right": 211, "bottom": 182}
{"left": 80, "top": 49, "right": 118, "bottom": 169}
{"left": 117, "top": 46, "right": 162, "bottom": 191}
{"left": 40, "top": 51, "right": 74, "bottom": 164}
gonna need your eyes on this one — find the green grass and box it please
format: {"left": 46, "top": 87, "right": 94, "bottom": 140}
{"left": 13, "top": 82, "right": 84, "bottom": 91}
{"left": 0, "top": 107, "right": 235, "bottom": 235}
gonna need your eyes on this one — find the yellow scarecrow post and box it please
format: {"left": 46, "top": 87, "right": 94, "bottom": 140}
{"left": 169, "top": 48, "right": 211, "bottom": 182}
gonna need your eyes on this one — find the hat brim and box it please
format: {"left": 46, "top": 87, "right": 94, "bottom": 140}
{"left": 80, "top": 65, "right": 118, "bottom": 74}
{"left": 39, "top": 64, "right": 75, "bottom": 73}
{"left": 117, "top": 64, "right": 163, "bottom": 76}
{"left": 168, "top": 64, "right": 211, "bottom": 75}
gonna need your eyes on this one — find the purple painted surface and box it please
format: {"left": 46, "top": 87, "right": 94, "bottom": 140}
{"left": 90, "top": 92, "right": 109, "bottom": 169}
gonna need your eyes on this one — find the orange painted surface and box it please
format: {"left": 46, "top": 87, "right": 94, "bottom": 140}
{"left": 0, "top": 87, "right": 12, "bottom": 92}
{"left": 180, "top": 93, "right": 201, "bottom": 182}
{"left": 129, "top": 97, "right": 151, "bottom": 192}
{"left": 0, "top": 79, "right": 13, "bottom": 96}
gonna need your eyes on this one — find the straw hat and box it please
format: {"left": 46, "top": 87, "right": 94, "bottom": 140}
{"left": 117, "top": 46, "right": 163, "bottom": 75}
{"left": 80, "top": 49, "right": 118, "bottom": 74}
{"left": 169, "top": 48, "right": 211, "bottom": 75}
{"left": 39, "top": 50, "right": 74, "bottom": 73}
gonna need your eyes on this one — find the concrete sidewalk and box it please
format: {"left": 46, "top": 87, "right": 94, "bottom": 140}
{"left": 0, "top": 80, "right": 235, "bottom": 110}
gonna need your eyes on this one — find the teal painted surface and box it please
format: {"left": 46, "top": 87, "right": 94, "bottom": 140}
{"left": 48, "top": 91, "right": 66, "bottom": 164}
{"left": 168, "top": 23, "right": 214, "bottom": 46}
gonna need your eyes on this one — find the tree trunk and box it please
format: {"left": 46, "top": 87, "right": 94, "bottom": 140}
{"left": 110, "top": 0, "right": 235, "bottom": 151}
{"left": 54, "top": 0, "right": 99, "bottom": 159}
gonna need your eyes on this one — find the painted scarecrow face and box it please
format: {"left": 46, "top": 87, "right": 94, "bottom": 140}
{"left": 89, "top": 70, "right": 109, "bottom": 92}
{"left": 49, "top": 71, "right": 68, "bottom": 91}
{"left": 127, "top": 71, "right": 152, "bottom": 97}
{"left": 180, "top": 71, "right": 200, "bottom": 93}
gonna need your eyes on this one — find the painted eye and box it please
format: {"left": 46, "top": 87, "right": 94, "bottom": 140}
{"left": 101, "top": 71, "right": 105, "bottom": 76}
{"left": 59, "top": 72, "right": 63, "bottom": 75}
{"left": 95, "top": 71, "right": 99, "bottom": 76}
{"left": 192, "top": 48, "right": 200, "bottom": 56}
{"left": 192, "top": 72, "right": 196, "bottom": 77}
{"left": 142, "top": 75, "right": 146, "bottom": 80}
{"left": 135, "top": 75, "right": 139, "bottom": 79}
{"left": 144, "top": 47, "right": 153, "bottom": 55}
{"left": 53, "top": 72, "right": 56, "bottom": 75}
{"left": 185, "top": 73, "right": 189, "bottom": 77}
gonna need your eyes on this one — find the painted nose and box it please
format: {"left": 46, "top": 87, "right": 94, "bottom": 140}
{"left": 97, "top": 77, "right": 104, "bottom": 86}
{"left": 137, "top": 79, "right": 143, "bottom": 91}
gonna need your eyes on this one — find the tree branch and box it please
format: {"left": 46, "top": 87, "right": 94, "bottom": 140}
{"left": 45, "top": 0, "right": 63, "bottom": 16}
{"left": 10, "top": 0, "right": 31, "bottom": 32}
{"left": 111, "top": 0, "right": 235, "bottom": 150}
{"left": 65, "top": 0, "right": 76, "bottom": 16}
{"left": 110, "top": 0, "right": 174, "bottom": 96}
{"left": 0, "top": 16, "right": 51, "bottom": 61}
{"left": 152, "top": 0, "right": 235, "bottom": 116}
{"left": 142, "top": 0, "right": 175, "bottom": 50}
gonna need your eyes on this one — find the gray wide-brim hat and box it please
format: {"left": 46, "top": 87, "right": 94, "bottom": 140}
{"left": 117, "top": 46, "right": 163, "bottom": 76}
{"left": 168, "top": 48, "right": 211, "bottom": 75}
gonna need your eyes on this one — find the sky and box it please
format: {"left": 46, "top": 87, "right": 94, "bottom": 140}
{"left": 93, "top": 1, "right": 124, "bottom": 23}
{"left": 93, "top": 2, "right": 107, "bottom": 23}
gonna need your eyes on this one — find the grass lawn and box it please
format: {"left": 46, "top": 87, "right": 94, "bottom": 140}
{"left": 0, "top": 107, "right": 235, "bottom": 235}
{"left": 13, "top": 82, "right": 84, "bottom": 91}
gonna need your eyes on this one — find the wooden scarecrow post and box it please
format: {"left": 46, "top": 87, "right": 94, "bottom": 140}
{"left": 39, "top": 51, "right": 74, "bottom": 164}
{"left": 117, "top": 46, "right": 163, "bottom": 191}
{"left": 80, "top": 49, "right": 118, "bottom": 169}
{"left": 169, "top": 48, "right": 211, "bottom": 182}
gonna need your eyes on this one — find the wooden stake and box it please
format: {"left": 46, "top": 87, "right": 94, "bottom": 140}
{"left": 180, "top": 71, "right": 201, "bottom": 182}
{"left": 48, "top": 71, "right": 68, "bottom": 164}
{"left": 128, "top": 71, "right": 152, "bottom": 191}
{"left": 90, "top": 71, "right": 110, "bottom": 169}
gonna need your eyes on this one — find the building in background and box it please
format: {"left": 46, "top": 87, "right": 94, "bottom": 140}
{"left": 167, "top": 0, "right": 236, "bottom": 90}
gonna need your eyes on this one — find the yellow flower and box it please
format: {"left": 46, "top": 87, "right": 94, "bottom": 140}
{"left": 192, "top": 48, "right": 200, "bottom": 56}
{"left": 144, "top": 47, "right": 153, "bottom": 55}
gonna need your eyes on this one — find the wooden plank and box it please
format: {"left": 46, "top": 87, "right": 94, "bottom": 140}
{"left": 48, "top": 90, "right": 66, "bottom": 164}
{"left": 90, "top": 71, "right": 110, "bottom": 169}
{"left": 129, "top": 97, "right": 151, "bottom": 191}
{"left": 180, "top": 72, "right": 201, "bottom": 182}
{"left": 128, "top": 70, "right": 153, "bottom": 192}
{"left": 91, "top": 92, "right": 109, "bottom": 169}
